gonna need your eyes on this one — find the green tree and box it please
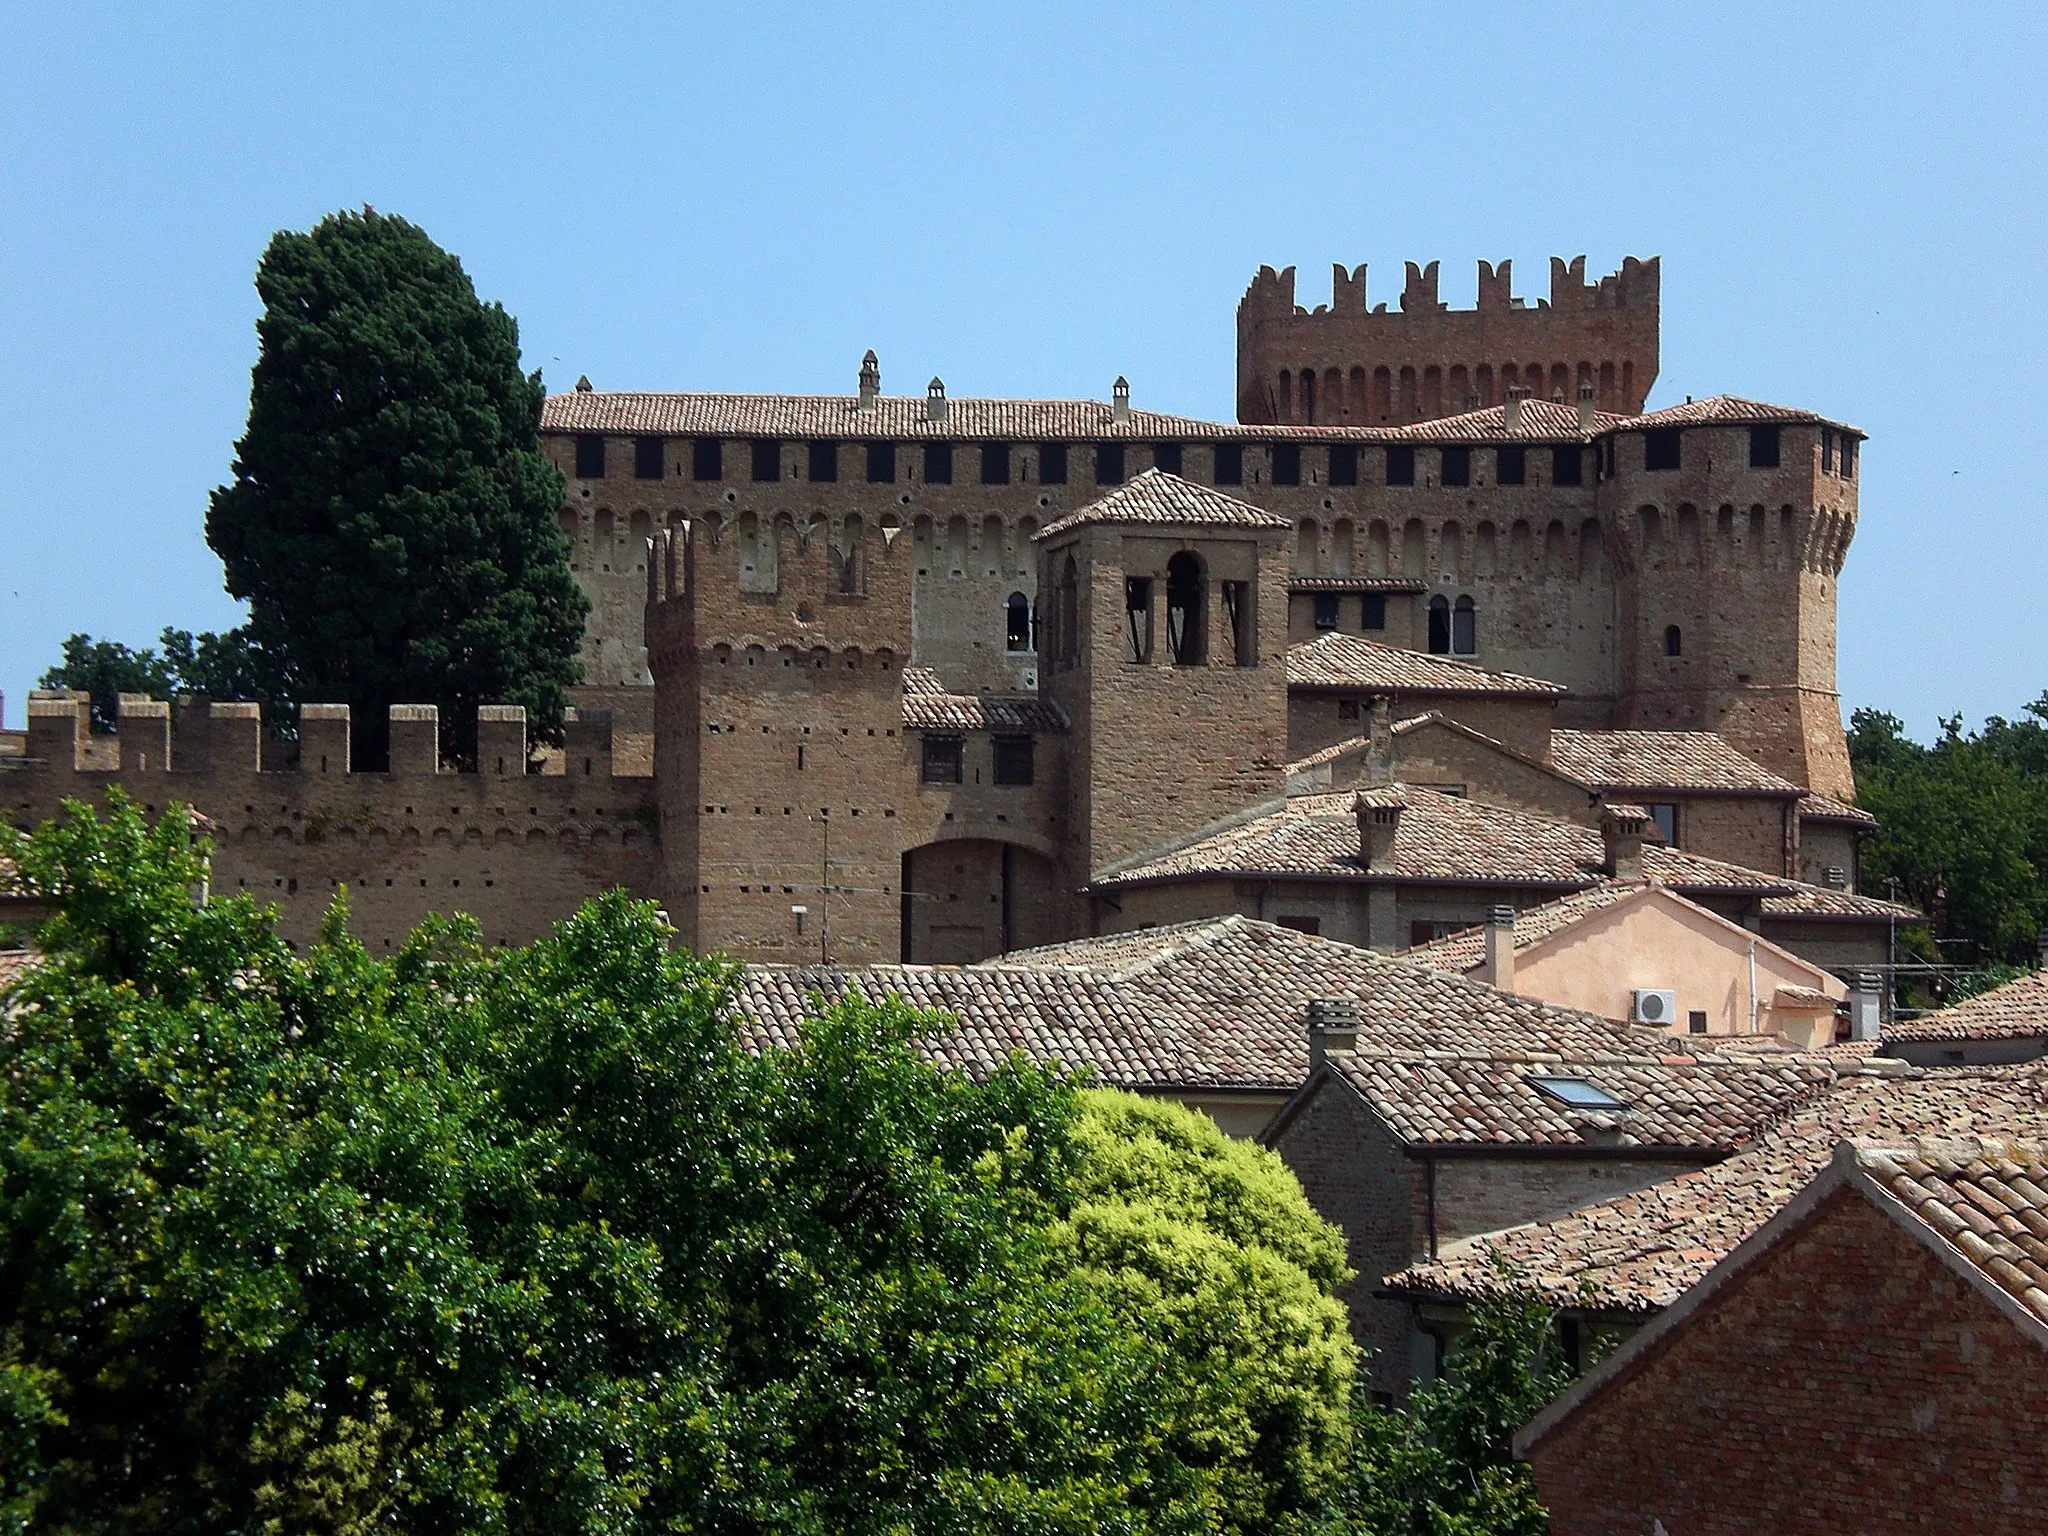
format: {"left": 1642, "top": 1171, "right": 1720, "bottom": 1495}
{"left": 0, "top": 794, "right": 1354, "bottom": 1534}
{"left": 40, "top": 627, "right": 283, "bottom": 732}
{"left": 206, "top": 208, "right": 587, "bottom": 770}
{"left": 36, "top": 633, "right": 175, "bottom": 730}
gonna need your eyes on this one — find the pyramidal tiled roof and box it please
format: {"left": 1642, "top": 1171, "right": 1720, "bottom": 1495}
{"left": 1547, "top": 729, "right": 1804, "bottom": 795}
{"left": 1036, "top": 469, "right": 1291, "bottom": 538}
{"left": 1286, "top": 634, "right": 1566, "bottom": 696}
{"left": 1887, "top": 969, "right": 2048, "bottom": 1044}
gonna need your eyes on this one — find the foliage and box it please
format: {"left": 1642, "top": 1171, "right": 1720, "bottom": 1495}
{"left": 1849, "top": 697, "right": 2048, "bottom": 973}
{"left": 37, "top": 627, "right": 280, "bottom": 733}
{"left": 205, "top": 208, "right": 587, "bottom": 770}
{"left": 1319, "top": 1296, "right": 1566, "bottom": 1536}
{"left": 0, "top": 793, "right": 1355, "bottom": 1535}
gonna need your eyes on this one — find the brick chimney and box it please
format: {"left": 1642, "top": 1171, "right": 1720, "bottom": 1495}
{"left": 1577, "top": 382, "right": 1597, "bottom": 432}
{"left": 1600, "top": 803, "right": 1649, "bottom": 881}
{"left": 926, "top": 377, "right": 948, "bottom": 422}
{"left": 858, "top": 350, "right": 880, "bottom": 410}
{"left": 1503, "top": 386, "right": 1525, "bottom": 435}
{"left": 1305, "top": 996, "right": 1360, "bottom": 1073}
{"left": 1483, "top": 904, "right": 1517, "bottom": 991}
{"left": 1355, "top": 786, "right": 1405, "bottom": 870}
{"left": 1112, "top": 376, "right": 1131, "bottom": 424}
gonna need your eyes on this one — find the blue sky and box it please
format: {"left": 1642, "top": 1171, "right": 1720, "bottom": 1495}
{"left": 3, "top": 2, "right": 2041, "bottom": 738}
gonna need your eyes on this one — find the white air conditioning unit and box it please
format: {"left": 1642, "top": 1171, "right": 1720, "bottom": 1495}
{"left": 1630, "top": 988, "right": 1677, "bottom": 1026}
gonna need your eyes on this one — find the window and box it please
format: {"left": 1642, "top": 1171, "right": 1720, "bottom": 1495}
{"left": 692, "top": 437, "right": 724, "bottom": 481}
{"left": 1361, "top": 593, "right": 1387, "bottom": 630}
{"left": 1496, "top": 445, "right": 1525, "bottom": 485}
{"left": 1153, "top": 442, "right": 1183, "bottom": 475}
{"left": 1276, "top": 915, "right": 1321, "bottom": 936}
{"left": 1644, "top": 429, "right": 1681, "bottom": 471}
{"left": 1313, "top": 594, "right": 1340, "bottom": 630}
{"left": 1385, "top": 445, "right": 1416, "bottom": 486}
{"left": 866, "top": 441, "right": 896, "bottom": 483}
{"left": 1748, "top": 425, "right": 1781, "bottom": 468}
{"left": 1125, "top": 577, "right": 1152, "bottom": 663}
{"left": 1427, "top": 595, "right": 1451, "bottom": 654}
{"left": 1841, "top": 436, "right": 1857, "bottom": 479}
{"left": 1213, "top": 442, "right": 1243, "bottom": 484}
{"left": 993, "top": 734, "right": 1035, "bottom": 786}
{"left": 1552, "top": 445, "right": 1583, "bottom": 486}
{"left": 1166, "top": 551, "right": 1205, "bottom": 665}
{"left": 1452, "top": 594, "right": 1476, "bottom": 656}
{"left": 1646, "top": 803, "right": 1678, "bottom": 848}
{"left": 981, "top": 443, "right": 1011, "bottom": 484}
{"left": 1271, "top": 443, "right": 1301, "bottom": 485}
{"left": 1006, "top": 591, "right": 1032, "bottom": 652}
{"left": 751, "top": 439, "right": 782, "bottom": 482}
{"left": 1441, "top": 446, "right": 1470, "bottom": 487}
{"left": 1039, "top": 442, "right": 1069, "bottom": 484}
{"left": 1095, "top": 442, "right": 1125, "bottom": 485}
{"left": 1410, "top": 920, "right": 1460, "bottom": 946}
{"left": 1665, "top": 624, "right": 1682, "bottom": 657}
{"left": 1328, "top": 445, "right": 1358, "bottom": 485}
{"left": 921, "top": 735, "right": 964, "bottom": 784}
{"left": 1058, "top": 556, "right": 1079, "bottom": 664}
{"left": 1337, "top": 698, "right": 1360, "bottom": 720}
{"left": 575, "top": 435, "right": 605, "bottom": 479}
{"left": 1528, "top": 1076, "right": 1633, "bottom": 1112}
{"left": 1687, "top": 1009, "right": 1709, "bottom": 1035}
{"left": 808, "top": 440, "right": 838, "bottom": 482}
{"left": 924, "top": 441, "right": 953, "bottom": 484}
{"left": 1222, "top": 579, "right": 1254, "bottom": 665}
{"left": 634, "top": 436, "right": 664, "bottom": 479}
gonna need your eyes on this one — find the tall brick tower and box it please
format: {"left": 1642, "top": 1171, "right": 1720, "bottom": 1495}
{"left": 1036, "top": 471, "right": 1294, "bottom": 888}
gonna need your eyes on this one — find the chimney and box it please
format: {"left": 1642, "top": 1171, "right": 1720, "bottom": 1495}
{"left": 1366, "top": 696, "right": 1394, "bottom": 786}
{"left": 1354, "top": 786, "right": 1405, "bottom": 870}
{"left": 1305, "top": 996, "right": 1360, "bottom": 1073}
{"left": 1502, "top": 387, "right": 1525, "bottom": 436}
{"left": 1600, "top": 803, "right": 1649, "bottom": 881}
{"left": 1849, "top": 971, "right": 1884, "bottom": 1042}
{"left": 1577, "top": 382, "right": 1597, "bottom": 432}
{"left": 926, "top": 377, "right": 948, "bottom": 422}
{"left": 1483, "top": 904, "right": 1517, "bottom": 992}
{"left": 858, "top": 350, "right": 880, "bottom": 410}
{"left": 1111, "top": 376, "right": 1131, "bottom": 424}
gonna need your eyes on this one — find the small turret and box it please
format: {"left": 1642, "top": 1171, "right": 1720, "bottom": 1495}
{"left": 926, "top": 377, "right": 947, "bottom": 422}
{"left": 858, "top": 350, "right": 880, "bottom": 409}
{"left": 1111, "top": 376, "right": 1130, "bottom": 424}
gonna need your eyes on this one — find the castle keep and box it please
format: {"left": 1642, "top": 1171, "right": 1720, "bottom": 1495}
{"left": 4, "top": 255, "right": 1883, "bottom": 972}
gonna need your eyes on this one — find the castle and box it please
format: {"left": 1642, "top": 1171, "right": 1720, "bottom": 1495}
{"left": 4, "top": 256, "right": 1885, "bottom": 975}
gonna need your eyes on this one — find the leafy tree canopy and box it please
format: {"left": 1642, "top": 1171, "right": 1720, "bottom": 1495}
{"left": 206, "top": 208, "right": 587, "bottom": 769}
{"left": 0, "top": 794, "right": 1356, "bottom": 1535}
{"left": 39, "top": 627, "right": 281, "bottom": 732}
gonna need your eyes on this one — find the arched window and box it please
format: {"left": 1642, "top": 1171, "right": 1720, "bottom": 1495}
{"left": 1058, "top": 557, "right": 1079, "bottom": 665}
{"left": 1452, "top": 595, "right": 1477, "bottom": 656}
{"left": 1006, "top": 591, "right": 1032, "bottom": 652}
{"left": 1665, "top": 625, "right": 1682, "bottom": 657}
{"left": 1427, "top": 595, "right": 1451, "bottom": 655}
{"left": 1166, "top": 551, "right": 1206, "bottom": 665}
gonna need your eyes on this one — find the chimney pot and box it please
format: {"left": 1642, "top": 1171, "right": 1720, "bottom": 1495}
{"left": 1600, "top": 803, "right": 1649, "bottom": 881}
{"left": 1354, "top": 786, "right": 1405, "bottom": 870}
{"left": 858, "top": 349, "right": 880, "bottom": 409}
{"left": 1849, "top": 970, "right": 1884, "bottom": 1041}
{"left": 1306, "top": 996, "right": 1361, "bottom": 1072}
{"left": 574, "top": 374, "right": 593, "bottom": 392}
{"left": 1483, "top": 904, "right": 1517, "bottom": 993}
{"left": 1577, "top": 382, "right": 1597, "bottom": 431}
{"left": 926, "top": 377, "right": 948, "bottom": 422}
{"left": 1503, "top": 387, "right": 1525, "bottom": 435}
{"left": 1112, "top": 375, "right": 1130, "bottom": 424}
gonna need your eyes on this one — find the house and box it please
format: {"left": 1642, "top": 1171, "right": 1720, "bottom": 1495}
{"left": 1513, "top": 1136, "right": 2048, "bottom": 1535}
{"left": 1885, "top": 957, "right": 2048, "bottom": 1067}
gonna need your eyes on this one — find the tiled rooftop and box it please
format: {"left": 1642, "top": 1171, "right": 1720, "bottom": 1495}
{"left": 1387, "top": 1065, "right": 2048, "bottom": 1313}
{"left": 1856, "top": 1136, "right": 2048, "bottom": 1325}
{"left": 1798, "top": 789, "right": 1879, "bottom": 827}
{"left": 899, "top": 666, "right": 1068, "bottom": 733}
{"left": 1377, "top": 398, "right": 1622, "bottom": 442}
{"left": 1546, "top": 729, "right": 1805, "bottom": 795}
{"left": 1403, "top": 881, "right": 1658, "bottom": 972}
{"left": 1035, "top": 470, "right": 1292, "bottom": 538}
{"left": 1285, "top": 635, "right": 1567, "bottom": 696}
{"left": 1626, "top": 394, "right": 1861, "bottom": 435}
{"left": 1887, "top": 969, "right": 2048, "bottom": 1044}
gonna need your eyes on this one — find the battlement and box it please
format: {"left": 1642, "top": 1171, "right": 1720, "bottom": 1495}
{"left": 1238, "top": 255, "right": 1660, "bottom": 320}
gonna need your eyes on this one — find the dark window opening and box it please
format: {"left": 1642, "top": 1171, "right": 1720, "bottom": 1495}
{"left": 634, "top": 436, "right": 664, "bottom": 479}
{"left": 1338, "top": 699, "right": 1360, "bottom": 720}
{"left": 921, "top": 735, "right": 964, "bottom": 785}
{"left": 1452, "top": 595, "right": 1476, "bottom": 656}
{"left": 1603, "top": 438, "right": 1616, "bottom": 478}
{"left": 1552, "top": 445, "right": 1583, "bottom": 486}
{"left": 751, "top": 439, "right": 782, "bottom": 482}
{"left": 575, "top": 435, "right": 605, "bottom": 479}
{"left": 993, "top": 734, "right": 1035, "bottom": 786}
{"left": 924, "top": 441, "right": 953, "bottom": 484}
{"left": 1095, "top": 443, "right": 1125, "bottom": 485}
{"left": 1222, "top": 579, "right": 1254, "bottom": 665}
{"left": 981, "top": 443, "right": 1011, "bottom": 484}
{"left": 692, "top": 437, "right": 723, "bottom": 481}
{"left": 1840, "top": 435, "right": 1857, "bottom": 479}
{"left": 1748, "top": 425, "right": 1781, "bottom": 469}
{"left": 1821, "top": 429, "right": 1836, "bottom": 474}
{"left": 1153, "top": 442, "right": 1183, "bottom": 475}
{"left": 866, "top": 441, "right": 895, "bottom": 482}
{"left": 1644, "top": 429, "right": 1681, "bottom": 472}
{"left": 1361, "top": 593, "right": 1387, "bottom": 630}
{"left": 1427, "top": 595, "right": 1451, "bottom": 655}
{"left": 1441, "top": 446, "right": 1471, "bottom": 486}
{"left": 1328, "top": 445, "right": 1358, "bottom": 485}
{"left": 1166, "top": 552, "right": 1206, "bottom": 665}
{"left": 1039, "top": 442, "right": 1069, "bottom": 484}
{"left": 1496, "top": 445, "right": 1525, "bottom": 485}
{"left": 1410, "top": 920, "right": 1458, "bottom": 947}
{"left": 1276, "top": 915, "right": 1321, "bottom": 936}
{"left": 1688, "top": 1009, "right": 1709, "bottom": 1035}
{"left": 1385, "top": 445, "right": 1416, "bottom": 486}
{"left": 808, "top": 440, "right": 838, "bottom": 481}
{"left": 1665, "top": 624, "right": 1683, "bottom": 657}
{"left": 1271, "top": 443, "right": 1301, "bottom": 485}
{"left": 1007, "top": 591, "right": 1033, "bottom": 653}
{"left": 1647, "top": 803, "right": 1678, "bottom": 847}
{"left": 1058, "top": 556, "right": 1079, "bottom": 664}
{"left": 1125, "top": 577, "right": 1153, "bottom": 663}
{"left": 1213, "top": 442, "right": 1243, "bottom": 484}
{"left": 1313, "top": 594, "right": 1340, "bottom": 630}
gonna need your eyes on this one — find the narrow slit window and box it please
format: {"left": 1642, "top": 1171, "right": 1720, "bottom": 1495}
{"left": 1427, "top": 594, "right": 1451, "bottom": 654}
{"left": 1006, "top": 592, "right": 1032, "bottom": 652}
{"left": 1665, "top": 624, "right": 1682, "bottom": 656}
{"left": 1125, "top": 577, "right": 1153, "bottom": 663}
{"left": 1166, "top": 553, "right": 1205, "bottom": 665}
{"left": 1222, "top": 579, "right": 1254, "bottom": 665}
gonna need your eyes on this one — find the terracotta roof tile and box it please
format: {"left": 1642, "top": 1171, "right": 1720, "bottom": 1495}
{"left": 1888, "top": 970, "right": 2048, "bottom": 1044}
{"left": 1285, "top": 635, "right": 1566, "bottom": 696}
{"left": 1626, "top": 394, "right": 1861, "bottom": 435}
{"left": 1035, "top": 469, "right": 1291, "bottom": 538}
{"left": 1856, "top": 1137, "right": 2048, "bottom": 1323}
{"left": 1404, "top": 882, "right": 1654, "bottom": 972}
{"left": 899, "top": 667, "right": 1068, "bottom": 733}
{"left": 1547, "top": 729, "right": 1804, "bottom": 795}
{"left": 1798, "top": 789, "right": 1878, "bottom": 827}
{"left": 1378, "top": 399, "right": 1622, "bottom": 442}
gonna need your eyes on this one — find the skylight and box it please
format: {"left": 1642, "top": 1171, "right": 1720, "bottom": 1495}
{"left": 1528, "top": 1076, "right": 1633, "bottom": 1113}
